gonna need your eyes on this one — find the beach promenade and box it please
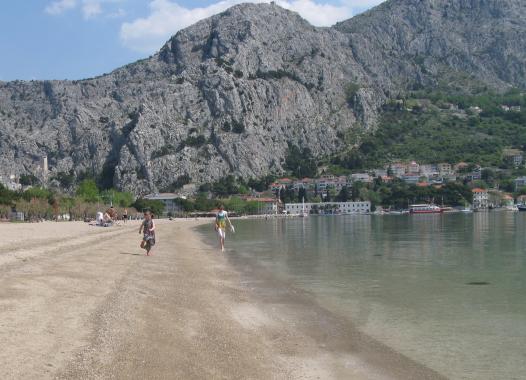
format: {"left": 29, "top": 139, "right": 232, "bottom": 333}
{"left": 0, "top": 220, "right": 444, "bottom": 379}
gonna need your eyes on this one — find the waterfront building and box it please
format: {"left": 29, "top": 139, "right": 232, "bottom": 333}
{"left": 285, "top": 201, "right": 371, "bottom": 215}
{"left": 144, "top": 193, "right": 182, "bottom": 216}
{"left": 472, "top": 188, "right": 489, "bottom": 210}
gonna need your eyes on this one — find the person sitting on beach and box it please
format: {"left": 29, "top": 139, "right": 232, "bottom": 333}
{"left": 139, "top": 211, "right": 156, "bottom": 256}
{"left": 103, "top": 212, "right": 113, "bottom": 226}
{"left": 214, "top": 205, "right": 234, "bottom": 252}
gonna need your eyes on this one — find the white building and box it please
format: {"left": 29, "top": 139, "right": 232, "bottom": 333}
{"left": 144, "top": 193, "right": 182, "bottom": 216}
{"left": 515, "top": 176, "right": 526, "bottom": 190}
{"left": 350, "top": 173, "right": 372, "bottom": 183}
{"left": 420, "top": 164, "right": 439, "bottom": 177}
{"left": 285, "top": 201, "right": 371, "bottom": 215}
{"left": 472, "top": 188, "right": 489, "bottom": 210}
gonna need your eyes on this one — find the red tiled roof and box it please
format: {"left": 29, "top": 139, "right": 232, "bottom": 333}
{"left": 472, "top": 188, "right": 487, "bottom": 193}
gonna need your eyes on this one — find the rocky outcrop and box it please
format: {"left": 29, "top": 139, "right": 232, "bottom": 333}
{"left": 0, "top": 0, "right": 524, "bottom": 194}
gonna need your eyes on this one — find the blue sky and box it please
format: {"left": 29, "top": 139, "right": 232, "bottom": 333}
{"left": 0, "top": 0, "right": 384, "bottom": 81}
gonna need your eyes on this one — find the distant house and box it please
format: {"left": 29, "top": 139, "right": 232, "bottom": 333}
{"left": 401, "top": 175, "right": 421, "bottom": 184}
{"left": 350, "top": 173, "right": 372, "bottom": 183}
{"left": 454, "top": 162, "right": 470, "bottom": 172}
{"left": 472, "top": 188, "right": 489, "bottom": 210}
{"left": 465, "top": 171, "right": 482, "bottom": 182}
{"left": 438, "top": 163, "right": 453, "bottom": 176}
{"left": 390, "top": 162, "right": 407, "bottom": 177}
{"left": 407, "top": 161, "right": 420, "bottom": 175}
{"left": 503, "top": 149, "right": 523, "bottom": 168}
{"left": 420, "top": 164, "right": 438, "bottom": 177}
{"left": 373, "top": 168, "right": 388, "bottom": 178}
{"left": 293, "top": 178, "right": 315, "bottom": 191}
{"left": 144, "top": 193, "right": 183, "bottom": 216}
{"left": 514, "top": 176, "right": 526, "bottom": 191}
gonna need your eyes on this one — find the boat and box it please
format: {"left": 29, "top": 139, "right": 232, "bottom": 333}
{"left": 505, "top": 205, "right": 519, "bottom": 212}
{"left": 409, "top": 204, "right": 443, "bottom": 214}
{"left": 518, "top": 204, "right": 526, "bottom": 212}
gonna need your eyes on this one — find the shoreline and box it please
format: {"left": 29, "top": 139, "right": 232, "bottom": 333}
{"left": 0, "top": 219, "right": 444, "bottom": 379}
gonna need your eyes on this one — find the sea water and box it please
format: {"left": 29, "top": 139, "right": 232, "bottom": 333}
{"left": 201, "top": 212, "right": 526, "bottom": 379}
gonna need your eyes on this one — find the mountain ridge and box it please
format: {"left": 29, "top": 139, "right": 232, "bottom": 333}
{"left": 0, "top": 0, "right": 525, "bottom": 194}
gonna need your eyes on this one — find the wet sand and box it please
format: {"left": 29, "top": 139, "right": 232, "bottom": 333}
{"left": 0, "top": 220, "right": 446, "bottom": 379}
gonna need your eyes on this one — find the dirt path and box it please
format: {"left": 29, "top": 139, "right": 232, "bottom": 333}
{"left": 0, "top": 220, "right": 446, "bottom": 380}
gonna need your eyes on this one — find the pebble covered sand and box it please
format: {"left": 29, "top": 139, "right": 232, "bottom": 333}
{"left": 0, "top": 220, "right": 445, "bottom": 379}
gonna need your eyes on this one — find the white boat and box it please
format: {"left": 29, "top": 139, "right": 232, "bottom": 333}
{"left": 505, "top": 205, "right": 519, "bottom": 212}
{"left": 409, "top": 204, "right": 443, "bottom": 214}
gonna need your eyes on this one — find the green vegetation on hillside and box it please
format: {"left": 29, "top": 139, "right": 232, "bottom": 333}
{"left": 333, "top": 89, "right": 526, "bottom": 170}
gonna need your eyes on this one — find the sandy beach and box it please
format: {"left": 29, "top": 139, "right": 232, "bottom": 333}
{"left": 0, "top": 219, "right": 446, "bottom": 379}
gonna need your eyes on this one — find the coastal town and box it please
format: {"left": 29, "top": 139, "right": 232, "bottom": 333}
{"left": 143, "top": 149, "right": 526, "bottom": 216}
{"left": 3, "top": 147, "right": 526, "bottom": 220}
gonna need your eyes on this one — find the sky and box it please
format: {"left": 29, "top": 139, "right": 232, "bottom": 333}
{"left": 0, "top": 0, "right": 385, "bottom": 81}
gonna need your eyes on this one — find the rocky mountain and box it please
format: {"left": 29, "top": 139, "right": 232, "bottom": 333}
{"left": 0, "top": 0, "right": 525, "bottom": 195}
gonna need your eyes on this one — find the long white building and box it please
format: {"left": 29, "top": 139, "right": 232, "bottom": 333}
{"left": 285, "top": 201, "right": 371, "bottom": 215}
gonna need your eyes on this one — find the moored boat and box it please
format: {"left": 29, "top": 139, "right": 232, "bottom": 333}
{"left": 409, "top": 204, "right": 443, "bottom": 214}
{"left": 518, "top": 204, "right": 526, "bottom": 211}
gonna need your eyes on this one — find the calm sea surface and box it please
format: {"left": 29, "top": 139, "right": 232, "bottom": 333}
{"left": 200, "top": 212, "right": 526, "bottom": 379}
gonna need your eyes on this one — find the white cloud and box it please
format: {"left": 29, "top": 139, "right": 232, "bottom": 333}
{"left": 45, "top": 0, "right": 77, "bottom": 15}
{"left": 82, "top": 0, "right": 103, "bottom": 18}
{"left": 120, "top": 0, "right": 384, "bottom": 53}
{"left": 107, "top": 8, "right": 127, "bottom": 18}
{"left": 45, "top": 0, "right": 125, "bottom": 18}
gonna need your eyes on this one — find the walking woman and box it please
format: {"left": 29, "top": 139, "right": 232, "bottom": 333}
{"left": 214, "top": 205, "right": 234, "bottom": 252}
